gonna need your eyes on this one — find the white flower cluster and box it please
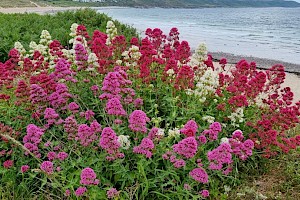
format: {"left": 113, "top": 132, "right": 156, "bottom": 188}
{"left": 189, "top": 43, "right": 208, "bottom": 68}
{"left": 202, "top": 115, "right": 215, "bottom": 124}
{"left": 14, "top": 41, "right": 26, "bottom": 56}
{"left": 220, "top": 137, "right": 230, "bottom": 144}
{"left": 117, "top": 135, "right": 131, "bottom": 150}
{"left": 39, "top": 30, "right": 52, "bottom": 46}
{"left": 228, "top": 108, "right": 244, "bottom": 127}
{"left": 186, "top": 68, "right": 219, "bottom": 103}
{"left": 68, "top": 23, "right": 79, "bottom": 44}
{"left": 86, "top": 53, "right": 99, "bottom": 72}
{"left": 156, "top": 128, "right": 165, "bottom": 137}
{"left": 166, "top": 69, "right": 175, "bottom": 78}
{"left": 106, "top": 21, "right": 117, "bottom": 45}
{"left": 121, "top": 45, "right": 142, "bottom": 67}
{"left": 29, "top": 41, "right": 48, "bottom": 56}
{"left": 168, "top": 128, "right": 180, "bottom": 138}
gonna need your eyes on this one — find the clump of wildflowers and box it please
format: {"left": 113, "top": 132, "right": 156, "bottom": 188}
{"left": 44, "top": 108, "right": 62, "bottom": 128}
{"left": 180, "top": 120, "right": 198, "bottom": 137}
{"left": 173, "top": 137, "right": 198, "bottom": 159}
{"left": 229, "top": 130, "right": 254, "bottom": 160}
{"left": 201, "top": 122, "right": 222, "bottom": 141}
{"left": 75, "top": 186, "right": 87, "bottom": 197}
{"left": 168, "top": 127, "right": 181, "bottom": 138}
{"left": 189, "top": 168, "right": 209, "bottom": 184}
{"left": 105, "top": 97, "right": 127, "bottom": 116}
{"left": 128, "top": 110, "right": 150, "bottom": 133}
{"left": 30, "top": 84, "right": 47, "bottom": 105}
{"left": 133, "top": 138, "right": 155, "bottom": 158}
{"left": 21, "top": 165, "right": 30, "bottom": 173}
{"left": 80, "top": 167, "right": 99, "bottom": 185}
{"left": 117, "top": 135, "right": 131, "bottom": 150}
{"left": 23, "top": 124, "right": 44, "bottom": 158}
{"left": 200, "top": 190, "right": 210, "bottom": 198}
{"left": 107, "top": 187, "right": 119, "bottom": 199}
{"left": 76, "top": 121, "right": 101, "bottom": 147}
{"left": 40, "top": 161, "right": 54, "bottom": 175}
{"left": 64, "top": 115, "right": 78, "bottom": 140}
{"left": 207, "top": 143, "right": 233, "bottom": 175}
{"left": 99, "top": 127, "right": 124, "bottom": 161}
{"left": 3, "top": 160, "right": 14, "bottom": 169}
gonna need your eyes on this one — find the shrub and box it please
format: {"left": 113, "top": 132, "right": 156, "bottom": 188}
{"left": 0, "top": 21, "right": 299, "bottom": 199}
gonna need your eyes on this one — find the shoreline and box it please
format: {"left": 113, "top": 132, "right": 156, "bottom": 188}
{"left": 210, "top": 52, "right": 300, "bottom": 75}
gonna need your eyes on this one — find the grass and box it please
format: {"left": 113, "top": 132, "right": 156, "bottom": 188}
{"left": 228, "top": 149, "right": 300, "bottom": 200}
{"left": 228, "top": 125, "right": 300, "bottom": 200}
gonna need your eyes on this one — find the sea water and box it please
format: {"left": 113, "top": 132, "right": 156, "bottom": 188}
{"left": 97, "top": 7, "right": 300, "bottom": 64}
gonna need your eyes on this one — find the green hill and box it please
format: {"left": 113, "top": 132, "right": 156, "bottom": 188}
{"left": 1, "top": 0, "right": 299, "bottom": 9}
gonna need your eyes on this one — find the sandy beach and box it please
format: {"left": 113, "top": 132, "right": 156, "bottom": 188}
{"left": 0, "top": 6, "right": 86, "bottom": 14}
{"left": 1, "top": 6, "right": 299, "bottom": 102}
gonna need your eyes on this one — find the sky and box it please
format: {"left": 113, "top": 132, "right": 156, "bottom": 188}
{"left": 293, "top": 0, "right": 300, "bottom": 2}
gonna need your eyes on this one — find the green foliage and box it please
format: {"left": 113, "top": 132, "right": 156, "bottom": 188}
{"left": 0, "top": 8, "right": 138, "bottom": 62}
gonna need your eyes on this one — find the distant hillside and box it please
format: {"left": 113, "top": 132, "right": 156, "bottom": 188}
{"left": 1, "top": 0, "right": 299, "bottom": 8}
{"left": 124, "top": 0, "right": 300, "bottom": 8}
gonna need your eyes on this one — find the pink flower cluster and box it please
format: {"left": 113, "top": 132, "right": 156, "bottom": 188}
{"left": 128, "top": 110, "right": 150, "bottom": 133}
{"left": 47, "top": 151, "right": 68, "bottom": 161}
{"left": 50, "top": 58, "right": 76, "bottom": 82}
{"left": 147, "top": 127, "right": 163, "bottom": 141}
{"left": 68, "top": 102, "right": 80, "bottom": 113}
{"left": 100, "top": 68, "right": 133, "bottom": 100}
{"left": 189, "top": 168, "right": 209, "bottom": 184}
{"left": 23, "top": 124, "right": 44, "bottom": 157}
{"left": 99, "top": 127, "right": 124, "bottom": 161}
{"left": 30, "top": 84, "right": 47, "bottom": 105}
{"left": 133, "top": 138, "right": 155, "bottom": 158}
{"left": 200, "top": 190, "right": 210, "bottom": 198}
{"left": 40, "top": 161, "right": 54, "bottom": 175}
{"left": 76, "top": 120, "right": 101, "bottom": 146}
{"left": 229, "top": 130, "right": 254, "bottom": 160}
{"left": 48, "top": 83, "right": 72, "bottom": 110}
{"left": 75, "top": 186, "right": 87, "bottom": 197}
{"left": 180, "top": 120, "right": 198, "bottom": 137}
{"left": 64, "top": 115, "right": 78, "bottom": 140}
{"left": 173, "top": 137, "right": 198, "bottom": 159}
{"left": 44, "top": 108, "right": 63, "bottom": 128}
{"left": 201, "top": 122, "right": 222, "bottom": 141}
{"left": 107, "top": 187, "right": 119, "bottom": 199}
{"left": 75, "top": 44, "right": 88, "bottom": 71}
{"left": 105, "top": 97, "right": 127, "bottom": 116}
{"left": 3, "top": 160, "right": 14, "bottom": 169}
{"left": 207, "top": 143, "right": 233, "bottom": 175}
{"left": 21, "top": 165, "right": 30, "bottom": 173}
{"left": 80, "top": 167, "right": 99, "bottom": 185}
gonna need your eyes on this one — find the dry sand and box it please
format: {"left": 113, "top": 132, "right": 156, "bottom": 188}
{"left": 1, "top": 6, "right": 299, "bottom": 102}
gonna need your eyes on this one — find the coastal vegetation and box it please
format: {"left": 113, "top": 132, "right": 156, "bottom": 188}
{"left": 0, "top": 9, "right": 138, "bottom": 62}
{"left": 1, "top": 10, "right": 300, "bottom": 198}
